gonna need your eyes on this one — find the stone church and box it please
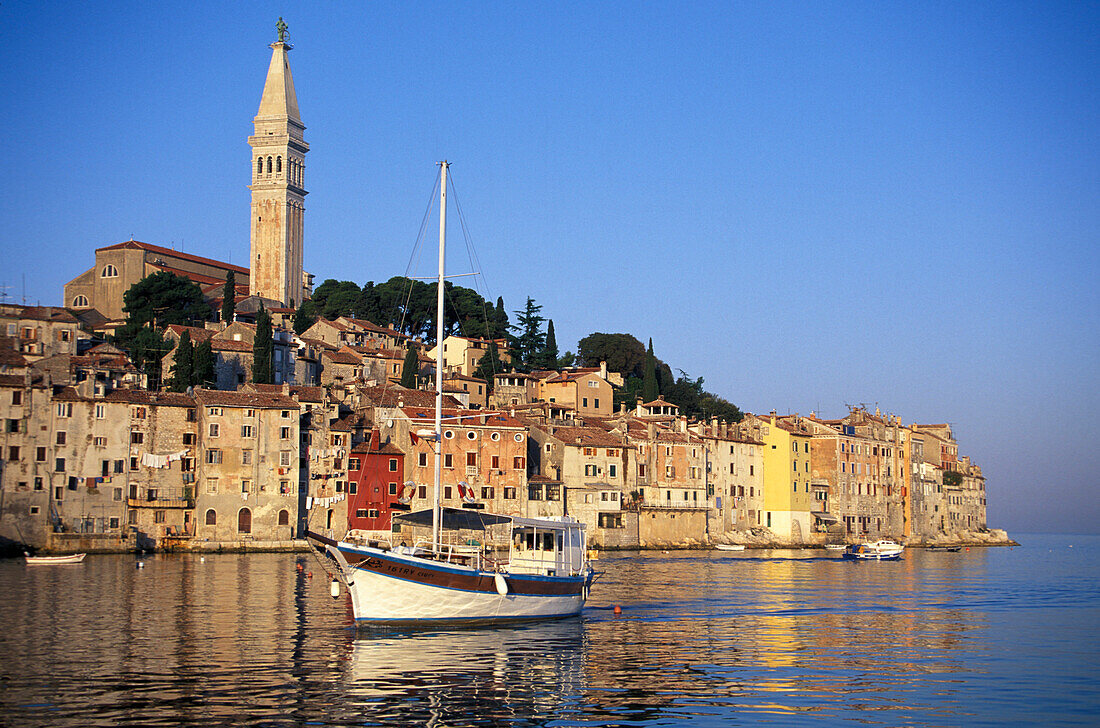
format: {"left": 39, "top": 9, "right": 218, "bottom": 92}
{"left": 63, "top": 25, "right": 313, "bottom": 323}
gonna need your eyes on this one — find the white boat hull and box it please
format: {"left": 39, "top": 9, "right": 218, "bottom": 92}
{"left": 843, "top": 541, "right": 904, "bottom": 560}
{"left": 313, "top": 535, "right": 593, "bottom": 626}
{"left": 24, "top": 553, "right": 86, "bottom": 565}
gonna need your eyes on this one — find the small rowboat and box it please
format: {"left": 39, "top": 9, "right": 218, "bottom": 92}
{"left": 24, "top": 553, "right": 86, "bottom": 565}
{"left": 715, "top": 544, "right": 745, "bottom": 551}
{"left": 825, "top": 544, "right": 846, "bottom": 551}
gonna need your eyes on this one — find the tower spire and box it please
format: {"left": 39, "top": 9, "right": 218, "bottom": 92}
{"left": 248, "top": 20, "right": 309, "bottom": 307}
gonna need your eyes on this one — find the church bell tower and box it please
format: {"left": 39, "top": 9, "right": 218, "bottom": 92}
{"left": 249, "top": 18, "right": 308, "bottom": 307}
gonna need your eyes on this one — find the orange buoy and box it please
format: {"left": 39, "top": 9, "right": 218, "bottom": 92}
{"left": 613, "top": 605, "right": 622, "bottom": 615}
{"left": 307, "top": 571, "right": 313, "bottom": 578}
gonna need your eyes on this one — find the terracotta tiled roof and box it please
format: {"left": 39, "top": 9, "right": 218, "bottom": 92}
{"left": 351, "top": 439, "right": 405, "bottom": 455}
{"left": 103, "top": 390, "right": 195, "bottom": 407}
{"left": 193, "top": 388, "right": 299, "bottom": 409}
{"left": 248, "top": 384, "right": 325, "bottom": 403}
{"left": 97, "top": 240, "right": 249, "bottom": 275}
{"left": 340, "top": 317, "right": 406, "bottom": 337}
{"left": 545, "top": 426, "right": 631, "bottom": 449}
{"left": 52, "top": 386, "right": 84, "bottom": 401}
{"left": 298, "top": 337, "right": 339, "bottom": 351}
{"left": 324, "top": 350, "right": 362, "bottom": 365}
{"left": 2, "top": 305, "right": 81, "bottom": 324}
{"left": 0, "top": 348, "right": 28, "bottom": 367}
{"left": 165, "top": 324, "right": 215, "bottom": 343}
{"left": 149, "top": 263, "right": 234, "bottom": 288}
{"left": 210, "top": 340, "right": 252, "bottom": 353}
{"left": 401, "top": 407, "right": 525, "bottom": 429}
{"left": 357, "top": 385, "right": 460, "bottom": 410}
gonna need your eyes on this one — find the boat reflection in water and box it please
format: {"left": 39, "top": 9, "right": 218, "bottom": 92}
{"left": 343, "top": 618, "right": 586, "bottom": 723}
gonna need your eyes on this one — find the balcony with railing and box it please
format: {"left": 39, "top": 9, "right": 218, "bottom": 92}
{"left": 128, "top": 486, "right": 195, "bottom": 509}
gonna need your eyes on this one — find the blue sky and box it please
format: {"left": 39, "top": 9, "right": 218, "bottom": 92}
{"left": 2, "top": 2, "right": 1097, "bottom": 533}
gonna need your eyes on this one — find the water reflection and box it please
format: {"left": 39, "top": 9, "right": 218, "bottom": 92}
{"left": 0, "top": 540, "right": 1095, "bottom": 727}
{"left": 343, "top": 621, "right": 585, "bottom": 725}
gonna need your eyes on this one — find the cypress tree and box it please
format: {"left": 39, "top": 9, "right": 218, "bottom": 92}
{"left": 221, "top": 271, "right": 236, "bottom": 323}
{"left": 253, "top": 305, "right": 274, "bottom": 385}
{"left": 168, "top": 331, "right": 194, "bottom": 392}
{"left": 643, "top": 338, "right": 659, "bottom": 402}
{"left": 400, "top": 343, "right": 418, "bottom": 388}
{"left": 193, "top": 340, "right": 215, "bottom": 388}
{"left": 541, "top": 319, "right": 560, "bottom": 370}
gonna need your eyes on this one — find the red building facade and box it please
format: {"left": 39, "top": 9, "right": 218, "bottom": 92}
{"left": 347, "top": 429, "right": 405, "bottom": 532}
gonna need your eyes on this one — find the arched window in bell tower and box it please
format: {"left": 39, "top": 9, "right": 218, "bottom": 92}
{"left": 266, "top": 156, "right": 273, "bottom": 174}
{"left": 257, "top": 158, "right": 263, "bottom": 175}
{"left": 276, "top": 156, "right": 282, "bottom": 174}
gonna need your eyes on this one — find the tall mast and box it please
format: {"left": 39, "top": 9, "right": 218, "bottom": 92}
{"left": 432, "top": 161, "right": 449, "bottom": 549}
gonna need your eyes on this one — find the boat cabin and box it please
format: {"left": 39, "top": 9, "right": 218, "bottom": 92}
{"left": 507, "top": 516, "right": 587, "bottom": 577}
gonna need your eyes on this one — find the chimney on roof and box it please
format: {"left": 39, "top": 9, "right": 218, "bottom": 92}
{"left": 600, "top": 360, "right": 607, "bottom": 380}
{"left": 369, "top": 429, "right": 381, "bottom": 451}
{"left": 647, "top": 422, "right": 656, "bottom": 440}
{"left": 720, "top": 420, "right": 728, "bottom": 438}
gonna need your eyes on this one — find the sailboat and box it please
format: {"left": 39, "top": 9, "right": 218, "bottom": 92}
{"left": 307, "top": 162, "right": 596, "bottom": 625}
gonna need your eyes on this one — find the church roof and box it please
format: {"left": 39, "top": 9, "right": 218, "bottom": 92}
{"left": 257, "top": 41, "right": 301, "bottom": 122}
{"left": 96, "top": 240, "right": 249, "bottom": 276}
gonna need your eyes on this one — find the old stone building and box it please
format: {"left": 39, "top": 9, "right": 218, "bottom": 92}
{"left": 690, "top": 419, "right": 764, "bottom": 533}
{"left": 379, "top": 406, "right": 530, "bottom": 522}
{"left": 524, "top": 421, "right": 636, "bottom": 548}
{"left": 192, "top": 389, "right": 300, "bottom": 544}
{"left": 0, "top": 305, "right": 87, "bottom": 362}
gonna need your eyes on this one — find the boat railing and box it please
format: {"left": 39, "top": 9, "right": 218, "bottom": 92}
{"left": 404, "top": 539, "right": 496, "bottom": 571}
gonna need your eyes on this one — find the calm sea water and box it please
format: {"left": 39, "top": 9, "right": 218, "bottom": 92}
{"left": 1, "top": 534, "right": 1098, "bottom": 727}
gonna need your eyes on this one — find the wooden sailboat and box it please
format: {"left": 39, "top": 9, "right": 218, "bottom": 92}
{"left": 307, "top": 162, "right": 595, "bottom": 625}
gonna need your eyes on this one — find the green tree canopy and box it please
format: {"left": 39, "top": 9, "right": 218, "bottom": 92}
{"left": 576, "top": 332, "right": 647, "bottom": 378}
{"left": 307, "top": 277, "right": 512, "bottom": 345}
{"left": 121, "top": 271, "right": 212, "bottom": 331}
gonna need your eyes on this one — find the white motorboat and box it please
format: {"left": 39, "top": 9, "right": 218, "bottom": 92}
{"left": 714, "top": 544, "right": 745, "bottom": 551}
{"left": 24, "top": 552, "right": 86, "bottom": 565}
{"left": 842, "top": 540, "right": 904, "bottom": 560}
{"left": 308, "top": 162, "right": 595, "bottom": 626}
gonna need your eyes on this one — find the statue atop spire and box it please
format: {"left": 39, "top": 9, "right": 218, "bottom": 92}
{"left": 276, "top": 17, "right": 288, "bottom": 43}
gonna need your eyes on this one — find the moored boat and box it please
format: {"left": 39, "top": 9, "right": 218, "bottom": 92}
{"left": 842, "top": 540, "right": 904, "bottom": 560}
{"left": 714, "top": 544, "right": 745, "bottom": 551}
{"left": 24, "top": 552, "right": 86, "bottom": 565}
{"left": 307, "top": 162, "right": 595, "bottom": 626}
